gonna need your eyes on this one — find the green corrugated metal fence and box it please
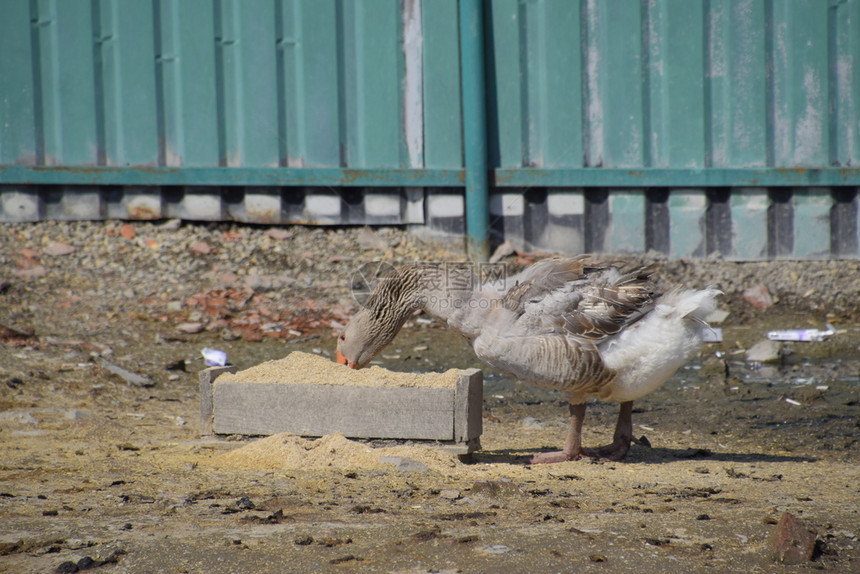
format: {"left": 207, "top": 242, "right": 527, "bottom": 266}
{"left": 1, "top": 0, "right": 859, "bottom": 259}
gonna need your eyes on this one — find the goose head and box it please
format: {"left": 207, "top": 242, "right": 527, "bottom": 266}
{"left": 336, "top": 265, "right": 424, "bottom": 369}
{"left": 335, "top": 307, "right": 400, "bottom": 369}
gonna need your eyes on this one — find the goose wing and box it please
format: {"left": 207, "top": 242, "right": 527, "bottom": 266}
{"left": 501, "top": 256, "right": 592, "bottom": 313}
{"left": 503, "top": 257, "right": 657, "bottom": 342}
{"left": 475, "top": 257, "right": 657, "bottom": 395}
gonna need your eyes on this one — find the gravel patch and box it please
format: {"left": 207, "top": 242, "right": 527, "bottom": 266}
{"left": 2, "top": 220, "right": 857, "bottom": 334}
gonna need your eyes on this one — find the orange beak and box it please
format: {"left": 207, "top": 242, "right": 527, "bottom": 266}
{"left": 336, "top": 350, "right": 357, "bottom": 369}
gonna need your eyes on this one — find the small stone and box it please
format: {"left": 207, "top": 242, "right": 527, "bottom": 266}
{"left": 19, "top": 247, "right": 39, "bottom": 261}
{"left": 205, "top": 319, "right": 230, "bottom": 332}
{"left": 100, "top": 359, "right": 154, "bottom": 387}
{"left": 378, "top": 456, "right": 428, "bottom": 473}
{"left": 189, "top": 241, "right": 212, "bottom": 255}
{"left": 54, "top": 561, "right": 78, "bottom": 573}
{"left": 746, "top": 340, "right": 781, "bottom": 363}
{"left": 97, "top": 547, "right": 125, "bottom": 566}
{"left": 43, "top": 241, "right": 75, "bottom": 256}
{"left": 158, "top": 218, "right": 182, "bottom": 230}
{"left": 218, "top": 272, "right": 239, "bottom": 285}
{"left": 770, "top": 512, "right": 817, "bottom": 564}
{"left": 5, "top": 377, "right": 24, "bottom": 389}
{"left": 164, "top": 358, "right": 186, "bottom": 372}
{"left": 64, "top": 410, "right": 89, "bottom": 421}
{"left": 482, "top": 544, "right": 517, "bottom": 555}
{"left": 317, "top": 537, "right": 352, "bottom": 548}
{"left": 742, "top": 284, "right": 773, "bottom": 311}
{"left": 355, "top": 227, "right": 389, "bottom": 251}
{"left": 220, "top": 329, "right": 241, "bottom": 341}
{"left": 266, "top": 228, "right": 293, "bottom": 240}
{"left": 14, "top": 265, "right": 47, "bottom": 279}
{"left": 521, "top": 416, "right": 546, "bottom": 429}
{"left": 118, "top": 223, "right": 136, "bottom": 240}
{"left": 235, "top": 496, "right": 255, "bottom": 510}
{"left": 0, "top": 411, "right": 38, "bottom": 425}
{"left": 438, "top": 489, "right": 461, "bottom": 500}
{"left": 176, "top": 322, "right": 205, "bottom": 334}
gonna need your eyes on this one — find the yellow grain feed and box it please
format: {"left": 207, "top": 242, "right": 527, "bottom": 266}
{"left": 215, "top": 351, "right": 466, "bottom": 388}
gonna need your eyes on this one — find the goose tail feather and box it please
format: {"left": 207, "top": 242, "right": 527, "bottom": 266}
{"left": 654, "top": 287, "right": 721, "bottom": 322}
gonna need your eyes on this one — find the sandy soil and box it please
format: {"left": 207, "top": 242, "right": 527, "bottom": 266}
{"left": 1, "top": 221, "right": 858, "bottom": 573}
{"left": 1, "top": 317, "right": 858, "bottom": 574}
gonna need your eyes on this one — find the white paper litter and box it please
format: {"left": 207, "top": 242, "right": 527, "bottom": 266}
{"left": 766, "top": 323, "right": 836, "bottom": 342}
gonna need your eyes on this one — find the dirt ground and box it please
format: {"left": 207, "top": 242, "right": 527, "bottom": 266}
{"left": 1, "top": 221, "right": 859, "bottom": 573}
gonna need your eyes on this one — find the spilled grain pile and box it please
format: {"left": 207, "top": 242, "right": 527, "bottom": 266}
{"left": 210, "top": 432, "right": 458, "bottom": 472}
{"left": 216, "top": 351, "right": 466, "bottom": 388}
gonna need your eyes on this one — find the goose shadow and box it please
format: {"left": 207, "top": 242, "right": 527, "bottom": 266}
{"left": 464, "top": 446, "right": 817, "bottom": 466}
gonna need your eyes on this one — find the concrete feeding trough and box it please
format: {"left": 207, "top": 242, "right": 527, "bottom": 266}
{"left": 199, "top": 352, "right": 482, "bottom": 455}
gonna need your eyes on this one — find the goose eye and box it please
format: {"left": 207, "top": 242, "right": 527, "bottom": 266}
{"left": 339, "top": 334, "right": 346, "bottom": 342}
